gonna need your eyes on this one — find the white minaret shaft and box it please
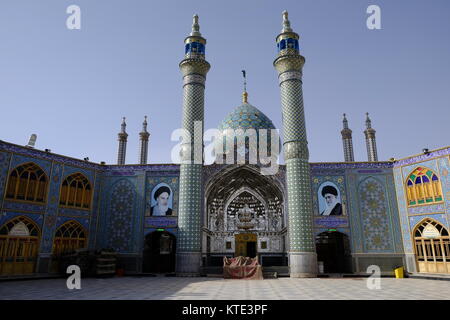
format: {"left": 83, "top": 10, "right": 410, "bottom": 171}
{"left": 364, "top": 113, "right": 378, "bottom": 162}
{"left": 117, "top": 117, "right": 128, "bottom": 165}
{"left": 139, "top": 116, "right": 150, "bottom": 164}
{"left": 341, "top": 113, "right": 355, "bottom": 162}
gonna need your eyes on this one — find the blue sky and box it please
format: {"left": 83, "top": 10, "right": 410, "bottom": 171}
{"left": 1, "top": 0, "right": 449, "bottom": 164}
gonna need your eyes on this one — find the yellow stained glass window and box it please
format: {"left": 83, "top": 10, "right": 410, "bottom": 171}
{"left": 406, "top": 167, "right": 442, "bottom": 206}
{"left": 5, "top": 163, "right": 48, "bottom": 204}
{"left": 60, "top": 173, "right": 92, "bottom": 209}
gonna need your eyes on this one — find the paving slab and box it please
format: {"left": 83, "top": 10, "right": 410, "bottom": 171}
{"left": 0, "top": 277, "right": 449, "bottom": 300}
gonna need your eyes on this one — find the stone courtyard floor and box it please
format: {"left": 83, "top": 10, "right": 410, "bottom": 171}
{"left": 1, "top": 276, "right": 449, "bottom": 300}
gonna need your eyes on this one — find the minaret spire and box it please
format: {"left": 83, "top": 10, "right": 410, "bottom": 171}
{"left": 183, "top": 14, "right": 206, "bottom": 60}
{"left": 117, "top": 117, "right": 128, "bottom": 165}
{"left": 282, "top": 10, "right": 293, "bottom": 32}
{"left": 241, "top": 70, "right": 248, "bottom": 103}
{"left": 190, "top": 14, "right": 201, "bottom": 37}
{"left": 343, "top": 113, "right": 348, "bottom": 129}
{"left": 341, "top": 113, "right": 355, "bottom": 162}
{"left": 139, "top": 116, "right": 150, "bottom": 164}
{"left": 364, "top": 112, "right": 378, "bottom": 161}
{"left": 274, "top": 11, "right": 317, "bottom": 277}
{"left": 365, "top": 112, "right": 372, "bottom": 128}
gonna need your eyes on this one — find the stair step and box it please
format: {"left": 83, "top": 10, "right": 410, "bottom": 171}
{"left": 263, "top": 272, "right": 277, "bottom": 279}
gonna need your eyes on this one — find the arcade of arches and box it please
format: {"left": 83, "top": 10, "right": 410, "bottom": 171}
{"left": 0, "top": 216, "right": 88, "bottom": 275}
{"left": 5, "top": 163, "right": 93, "bottom": 210}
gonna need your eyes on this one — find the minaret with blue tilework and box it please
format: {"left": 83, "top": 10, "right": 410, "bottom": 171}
{"left": 176, "top": 14, "right": 210, "bottom": 276}
{"left": 273, "top": 11, "right": 317, "bottom": 277}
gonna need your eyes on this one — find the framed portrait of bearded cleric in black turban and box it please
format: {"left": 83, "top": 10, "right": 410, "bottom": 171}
{"left": 148, "top": 183, "right": 173, "bottom": 216}
{"left": 318, "top": 182, "right": 343, "bottom": 216}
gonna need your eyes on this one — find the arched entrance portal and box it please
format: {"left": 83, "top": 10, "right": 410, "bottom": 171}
{"left": 204, "top": 166, "right": 285, "bottom": 266}
{"left": 316, "top": 231, "right": 352, "bottom": 274}
{"left": 414, "top": 219, "right": 450, "bottom": 274}
{"left": 0, "top": 216, "right": 40, "bottom": 275}
{"left": 142, "top": 231, "right": 176, "bottom": 273}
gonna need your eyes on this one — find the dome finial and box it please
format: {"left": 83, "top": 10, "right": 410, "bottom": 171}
{"left": 242, "top": 70, "right": 248, "bottom": 103}
{"left": 282, "top": 10, "right": 293, "bottom": 33}
{"left": 190, "top": 14, "right": 201, "bottom": 37}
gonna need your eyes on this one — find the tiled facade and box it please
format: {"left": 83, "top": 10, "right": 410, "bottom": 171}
{"left": 392, "top": 148, "right": 450, "bottom": 273}
{"left": 1, "top": 139, "right": 436, "bottom": 276}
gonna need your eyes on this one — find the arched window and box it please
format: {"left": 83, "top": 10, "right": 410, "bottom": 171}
{"left": 406, "top": 167, "right": 443, "bottom": 206}
{"left": 413, "top": 219, "right": 449, "bottom": 274}
{"left": 59, "top": 173, "right": 92, "bottom": 209}
{"left": 0, "top": 216, "right": 40, "bottom": 275}
{"left": 52, "top": 220, "right": 87, "bottom": 255}
{"left": 5, "top": 163, "right": 48, "bottom": 203}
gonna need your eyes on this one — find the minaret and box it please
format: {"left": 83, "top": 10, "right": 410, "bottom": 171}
{"left": 139, "top": 116, "right": 150, "bottom": 164}
{"left": 117, "top": 117, "right": 128, "bottom": 165}
{"left": 176, "top": 15, "right": 210, "bottom": 276}
{"left": 364, "top": 112, "right": 378, "bottom": 161}
{"left": 341, "top": 113, "right": 355, "bottom": 162}
{"left": 273, "top": 11, "right": 317, "bottom": 277}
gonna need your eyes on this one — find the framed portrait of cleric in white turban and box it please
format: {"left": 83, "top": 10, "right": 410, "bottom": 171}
{"left": 317, "top": 182, "right": 343, "bottom": 216}
{"left": 147, "top": 183, "right": 174, "bottom": 216}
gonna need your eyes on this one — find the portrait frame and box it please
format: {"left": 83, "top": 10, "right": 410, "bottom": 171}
{"left": 317, "top": 181, "right": 344, "bottom": 216}
{"left": 147, "top": 182, "right": 174, "bottom": 217}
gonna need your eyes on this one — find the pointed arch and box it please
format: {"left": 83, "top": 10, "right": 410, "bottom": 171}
{"left": 413, "top": 218, "right": 449, "bottom": 238}
{"left": 224, "top": 186, "right": 268, "bottom": 215}
{"left": 52, "top": 220, "right": 88, "bottom": 255}
{"left": 0, "top": 216, "right": 40, "bottom": 237}
{"left": 205, "top": 165, "right": 284, "bottom": 233}
{"left": 413, "top": 218, "right": 450, "bottom": 274}
{"left": 5, "top": 162, "right": 48, "bottom": 203}
{"left": 0, "top": 216, "right": 40, "bottom": 275}
{"left": 405, "top": 167, "right": 443, "bottom": 206}
{"left": 59, "top": 173, "right": 92, "bottom": 209}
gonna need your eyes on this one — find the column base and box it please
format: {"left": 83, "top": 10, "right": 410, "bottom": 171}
{"left": 289, "top": 252, "right": 318, "bottom": 278}
{"left": 404, "top": 253, "right": 417, "bottom": 273}
{"left": 176, "top": 252, "right": 201, "bottom": 276}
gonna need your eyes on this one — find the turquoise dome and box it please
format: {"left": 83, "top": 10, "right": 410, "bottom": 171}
{"left": 214, "top": 102, "right": 279, "bottom": 164}
{"left": 218, "top": 103, "right": 276, "bottom": 131}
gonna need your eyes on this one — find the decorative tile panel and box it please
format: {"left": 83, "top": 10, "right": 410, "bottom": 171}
{"left": 358, "top": 177, "right": 393, "bottom": 252}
